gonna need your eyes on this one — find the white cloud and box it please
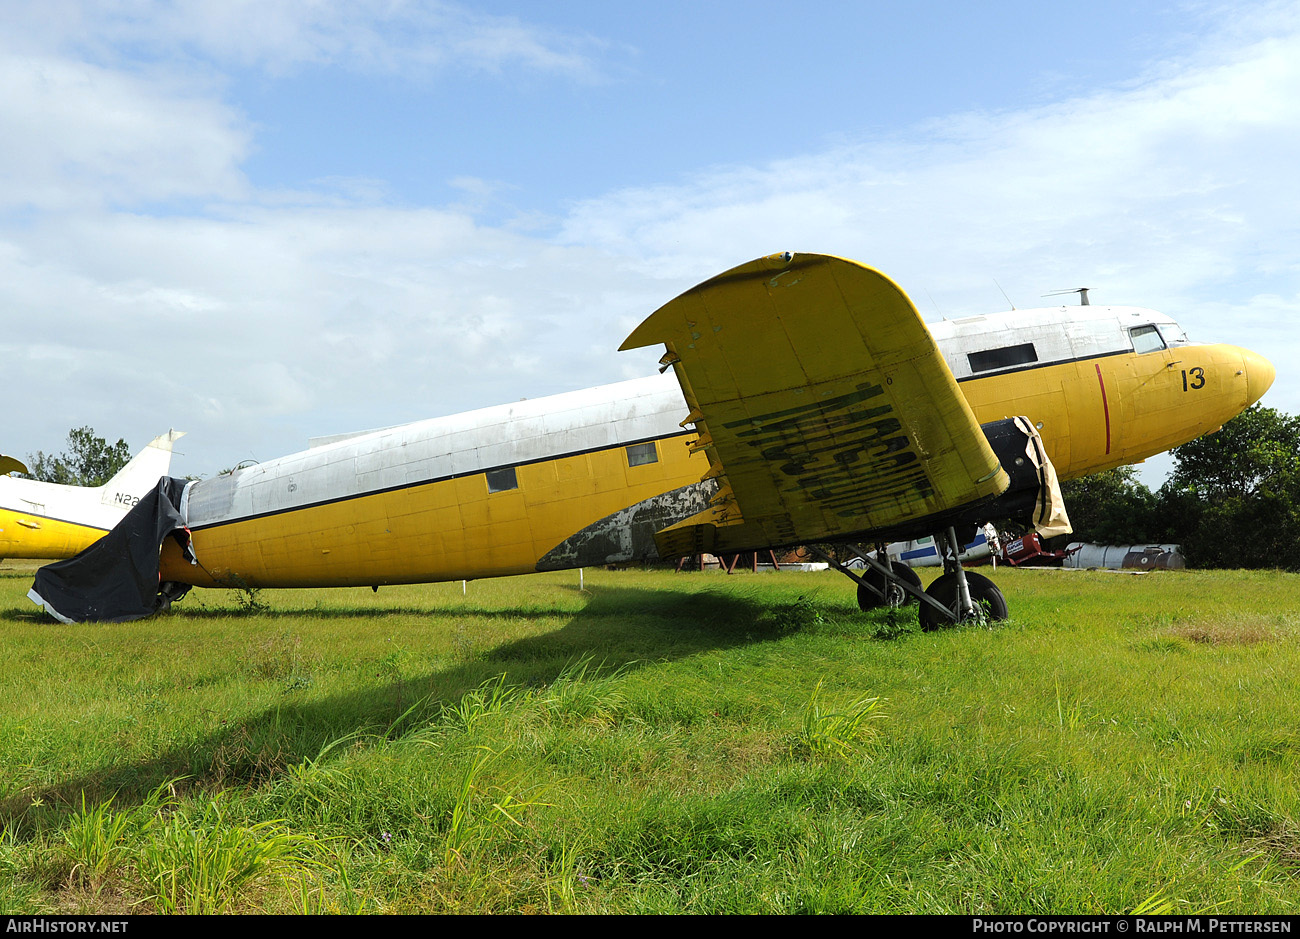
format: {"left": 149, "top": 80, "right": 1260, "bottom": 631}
{"left": 1, "top": 199, "right": 676, "bottom": 473}
{"left": 0, "top": 53, "right": 249, "bottom": 210}
{"left": 562, "top": 20, "right": 1300, "bottom": 308}
{"left": 551, "top": 12, "right": 1300, "bottom": 422}
{"left": 8, "top": 0, "right": 607, "bottom": 79}
{"left": 3, "top": 0, "right": 1298, "bottom": 481}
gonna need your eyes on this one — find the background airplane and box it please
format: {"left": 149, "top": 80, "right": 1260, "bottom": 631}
{"left": 1, "top": 431, "right": 183, "bottom": 562}
{"left": 887, "top": 525, "right": 1000, "bottom": 569}
{"left": 29, "top": 254, "right": 1274, "bottom": 626}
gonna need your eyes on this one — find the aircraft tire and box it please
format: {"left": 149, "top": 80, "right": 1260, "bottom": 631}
{"left": 895, "top": 563, "right": 923, "bottom": 597}
{"left": 918, "top": 571, "right": 1008, "bottom": 631}
{"left": 856, "top": 561, "right": 923, "bottom": 611}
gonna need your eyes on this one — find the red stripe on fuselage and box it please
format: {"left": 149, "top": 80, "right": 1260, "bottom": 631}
{"left": 1095, "top": 363, "right": 1111, "bottom": 455}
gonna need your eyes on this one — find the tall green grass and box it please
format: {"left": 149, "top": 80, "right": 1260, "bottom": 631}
{"left": 2, "top": 563, "right": 1300, "bottom": 912}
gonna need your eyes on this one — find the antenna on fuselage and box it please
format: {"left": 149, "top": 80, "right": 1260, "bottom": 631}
{"left": 924, "top": 289, "right": 944, "bottom": 318}
{"left": 1044, "top": 288, "right": 1091, "bottom": 306}
{"left": 993, "top": 279, "right": 1016, "bottom": 310}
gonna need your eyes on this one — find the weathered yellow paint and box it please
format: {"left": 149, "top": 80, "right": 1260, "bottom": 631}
{"left": 162, "top": 436, "right": 708, "bottom": 588}
{"left": 155, "top": 259, "right": 1270, "bottom": 591}
{"left": 960, "top": 340, "right": 1267, "bottom": 481}
{"left": 621, "top": 253, "right": 1009, "bottom": 547}
{"left": 0, "top": 508, "right": 105, "bottom": 560}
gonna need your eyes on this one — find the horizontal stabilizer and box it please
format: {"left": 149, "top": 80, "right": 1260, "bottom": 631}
{"left": 1, "top": 455, "right": 28, "bottom": 476}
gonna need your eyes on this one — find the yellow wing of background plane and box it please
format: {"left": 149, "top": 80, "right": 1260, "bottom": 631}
{"left": 620, "top": 252, "right": 1010, "bottom": 556}
{"left": 1, "top": 455, "right": 28, "bottom": 477}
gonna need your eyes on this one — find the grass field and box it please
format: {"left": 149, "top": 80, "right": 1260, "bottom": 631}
{"left": 2, "top": 560, "right": 1299, "bottom": 914}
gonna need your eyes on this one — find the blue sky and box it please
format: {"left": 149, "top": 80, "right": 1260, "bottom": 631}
{"left": 3, "top": 1, "right": 1297, "bottom": 485}
{"left": 233, "top": 3, "right": 1189, "bottom": 212}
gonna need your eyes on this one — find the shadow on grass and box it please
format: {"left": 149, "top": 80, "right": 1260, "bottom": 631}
{"left": 1, "top": 584, "right": 841, "bottom": 833}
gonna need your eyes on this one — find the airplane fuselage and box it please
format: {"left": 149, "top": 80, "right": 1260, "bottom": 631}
{"left": 157, "top": 305, "right": 1272, "bottom": 590}
{"left": 1, "top": 431, "right": 183, "bottom": 561}
{"left": 935, "top": 306, "right": 1272, "bottom": 479}
{"left": 0, "top": 477, "right": 124, "bottom": 560}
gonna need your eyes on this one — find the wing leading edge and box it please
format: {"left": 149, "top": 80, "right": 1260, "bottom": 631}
{"left": 620, "top": 252, "right": 1012, "bottom": 556}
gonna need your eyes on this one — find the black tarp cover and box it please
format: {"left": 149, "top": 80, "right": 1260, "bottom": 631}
{"left": 29, "top": 476, "right": 196, "bottom": 623}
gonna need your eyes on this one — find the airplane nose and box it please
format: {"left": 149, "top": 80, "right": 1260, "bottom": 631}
{"left": 1241, "top": 348, "right": 1275, "bottom": 407}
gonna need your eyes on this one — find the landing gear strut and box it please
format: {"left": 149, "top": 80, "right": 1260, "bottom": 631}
{"left": 814, "top": 527, "right": 1010, "bottom": 630}
{"left": 856, "top": 551, "right": 922, "bottom": 611}
{"left": 809, "top": 544, "right": 932, "bottom": 614}
{"left": 810, "top": 544, "right": 914, "bottom": 611}
{"left": 915, "top": 527, "right": 1008, "bottom": 631}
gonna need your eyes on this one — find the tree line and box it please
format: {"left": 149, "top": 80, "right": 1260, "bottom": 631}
{"left": 1059, "top": 405, "right": 1300, "bottom": 570}
{"left": 23, "top": 426, "right": 132, "bottom": 488}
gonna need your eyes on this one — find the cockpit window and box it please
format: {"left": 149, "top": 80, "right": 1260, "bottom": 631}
{"left": 1130, "top": 325, "right": 1166, "bottom": 354}
{"left": 1161, "top": 323, "right": 1189, "bottom": 344}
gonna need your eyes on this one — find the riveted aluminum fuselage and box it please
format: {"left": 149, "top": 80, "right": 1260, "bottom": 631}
{"left": 160, "top": 307, "right": 1272, "bottom": 587}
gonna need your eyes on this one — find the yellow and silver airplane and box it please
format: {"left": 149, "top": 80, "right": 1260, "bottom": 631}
{"left": 1, "top": 431, "right": 183, "bottom": 561}
{"left": 30, "top": 254, "right": 1274, "bottom": 626}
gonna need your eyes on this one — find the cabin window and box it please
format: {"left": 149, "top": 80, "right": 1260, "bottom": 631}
{"left": 967, "top": 342, "right": 1038, "bottom": 373}
{"left": 626, "top": 442, "right": 658, "bottom": 467}
{"left": 1130, "top": 325, "right": 1166, "bottom": 354}
{"left": 485, "top": 466, "right": 518, "bottom": 493}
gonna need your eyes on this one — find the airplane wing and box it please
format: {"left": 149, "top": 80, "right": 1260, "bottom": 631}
{"left": 620, "top": 252, "right": 1011, "bottom": 555}
{"left": 1, "top": 455, "right": 28, "bottom": 477}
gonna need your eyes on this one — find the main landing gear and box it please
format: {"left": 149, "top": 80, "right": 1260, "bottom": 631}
{"left": 855, "top": 558, "right": 921, "bottom": 611}
{"left": 813, "top": 527, "right": 1009, "bottom": 630}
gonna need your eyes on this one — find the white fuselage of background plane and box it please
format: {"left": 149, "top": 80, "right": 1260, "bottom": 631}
{"left": 1, "top": 432, "right": 183, "bottom": 560}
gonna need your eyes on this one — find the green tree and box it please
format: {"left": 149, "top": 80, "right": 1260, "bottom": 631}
{"left": 1160, "top": 405, "right": 1300, "bottom": 570}
{"left": 27, "top": 427, "right": 132, "bottom": 487}
{"left": 1059, "top": 466, "right": 1158, "bottom": 545}
{"left": 1165, "top": 404, "right": 1300, "bottom": 500}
